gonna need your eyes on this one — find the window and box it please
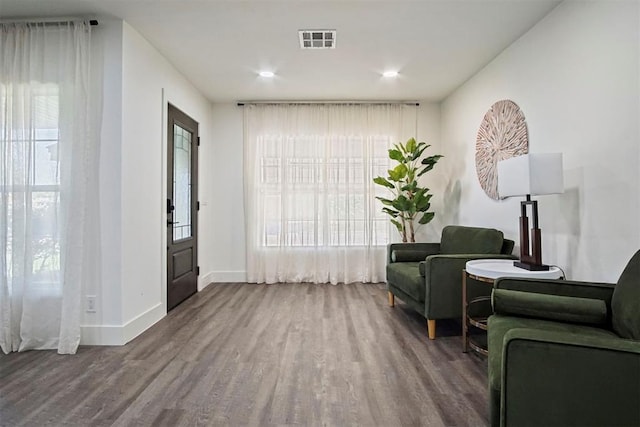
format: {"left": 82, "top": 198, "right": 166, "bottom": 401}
{"left": 243, "top": 103, "right": 416, "bottom": 284}
{"left": 1, "top": 19, "right": 99, "bottom": 354}
{"left": 1, "top": 83, "right": 61, "bottom": 283}
{"left": 257, "top": 134, "right": 390, "bottom": 247}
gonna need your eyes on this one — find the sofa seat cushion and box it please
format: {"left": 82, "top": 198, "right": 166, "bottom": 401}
{"left": 387, "top": 262, "right": 425, "bottom": 302}
{"left": 440, "top": 225, "right": 504, "bottom": 255}
{"left": 488, "top": 314, "right": 618, "bottom": 392}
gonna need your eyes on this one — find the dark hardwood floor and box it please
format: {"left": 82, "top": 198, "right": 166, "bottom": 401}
{"left": 0, "top": 283, "right": 489, "bottom": 426}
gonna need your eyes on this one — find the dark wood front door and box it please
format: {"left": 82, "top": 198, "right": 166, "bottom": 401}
{"left": 167, "top": 104, "right": 198, "bottom": 311}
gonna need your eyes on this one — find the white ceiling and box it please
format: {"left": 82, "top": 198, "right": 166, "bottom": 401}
{"left": 0, "top": 0, "right": 562, "bottom": 103}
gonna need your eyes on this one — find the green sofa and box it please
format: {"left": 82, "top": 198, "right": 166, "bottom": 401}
{"left": 488, "top": 249, "right": 640, "bottom": 427}
{"left": 386, "top": 225, "right": 515, "bottom": 339}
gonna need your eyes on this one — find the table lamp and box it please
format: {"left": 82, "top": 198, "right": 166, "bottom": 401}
{"left": 497, "top": 153, "right": 564, "bottom": 271}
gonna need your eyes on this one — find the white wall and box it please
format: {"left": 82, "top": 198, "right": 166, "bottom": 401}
{"left": 93, "top": 18, "right": 124, "bottom": 329}
{"left": 210, "top": 104, "right": 246, "bottom": 282}
{"left": 81, "top": 20, "right": 215, "bottom": 345}
{"left": 440, "top": 0, "right": 640, "bottom": 282}
{"left": 414, "top": 102, "right": 443, "bottom": 243}
{"left": 208, "top": 102, "right": 442, "bottom": 281}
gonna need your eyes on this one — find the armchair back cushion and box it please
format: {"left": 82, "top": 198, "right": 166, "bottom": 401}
{"left": 612, "top": 250, "right": 640, "bottom": 339}
{"left": 440, "top": 225, "right": 504, "bottom": 255}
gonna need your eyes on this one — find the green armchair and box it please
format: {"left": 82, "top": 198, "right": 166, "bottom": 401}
{"left": 386, "top": 225, "right": 515, "bottom": 339}
{"left": 488, "top": 249, "right": 640, "bottom": 427}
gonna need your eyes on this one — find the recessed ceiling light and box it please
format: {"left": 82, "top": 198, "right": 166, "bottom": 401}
{"left": 383, "top": 70, "right": 399, "bottom": 78}
{"left": 259, "top": 71, "right": 275, "bottom": 78}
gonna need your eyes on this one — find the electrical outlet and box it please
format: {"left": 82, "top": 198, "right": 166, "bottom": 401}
{"left": 86, "top": 295, "right": 97, "bottom": 313}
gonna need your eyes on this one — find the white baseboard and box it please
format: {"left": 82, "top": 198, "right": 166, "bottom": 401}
{"left": 80, "top": 324, "right": 126, "bottom": 346}
{"left": 80, "top": 270, "right": 245, "bottom": 346}
{"left": 198, "top": 272, "right": 215, "bottom": 291}
{"left": 80, "top": 302, "right": 165, "bottom": 346}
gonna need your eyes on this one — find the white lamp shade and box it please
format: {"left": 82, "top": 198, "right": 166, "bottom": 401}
{"left": 497, "top": 153, "right": 564, "bottom": 198}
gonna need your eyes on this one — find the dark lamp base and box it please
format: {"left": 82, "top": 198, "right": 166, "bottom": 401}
{"left": 514, "top": 261, "right": 550, "bottom": 271}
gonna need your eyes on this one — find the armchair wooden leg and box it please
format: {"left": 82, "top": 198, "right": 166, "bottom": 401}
{"left": 388, "top": 291, "right": 395, "bottom": 307}
{"left": 427, "top": 319, "right": 436, "bottom": 340}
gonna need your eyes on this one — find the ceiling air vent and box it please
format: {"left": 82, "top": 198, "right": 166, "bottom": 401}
{"left": 299, "top": 30, "right": 336, "bottom": 49}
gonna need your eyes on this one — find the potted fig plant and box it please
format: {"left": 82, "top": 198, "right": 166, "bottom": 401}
{"left": 373, "top": 137, "right": 443, "bottom": 242}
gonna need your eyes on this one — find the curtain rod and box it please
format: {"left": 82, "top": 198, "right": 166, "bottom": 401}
{"left": 237, "top": 101, "right": 419, "bottom": 107}
{"left": 0, "top": 18, "right": 98, "bottom": 26}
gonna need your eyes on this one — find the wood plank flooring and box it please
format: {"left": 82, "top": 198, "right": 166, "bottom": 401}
{"left": 0, "top": 283, "right": 489, "bottom": 426}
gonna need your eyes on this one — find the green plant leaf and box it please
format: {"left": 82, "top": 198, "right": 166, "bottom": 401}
{"left": 392, "top": 195, "right": 412, "bottom": 212}
{"left": 414, "top": 192, "right": 429, "bottom": 211}
{"left": 388, "top": 164, "right": 407, "bottom": 181}
{"left": 401, "top": 181, "right": 418, "bottom": 192}
{"left": 405, "top": 137, "right": 417, "bottom": 153}
{"left": 376, "top": 197, "right": 394, "bottom": 206}
{"left": 388, "top": 149, "right": 403, "bottom": 162}
{"left": 373, "top": 176, "right": 394, "bottom": 188}
{"left": 411, "top": 143, "right": 430, "bottom": 161}
{"left": 382, "top": 207, "right": 399, "bottom": 217}
{"left": 419, "top": 212, "right": 435, "bottom": 224}
{"left": 419, "top": 155, "right": 444, "bottom": 174}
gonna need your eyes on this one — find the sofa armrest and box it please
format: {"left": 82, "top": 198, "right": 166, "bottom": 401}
{"left": 501, "top": 328, "right": 640, "bottom": 427}
{"left": 387, "top": 242, "right": 440, "bottom": 264}
{"left": 423, "top": 254, "right": 517, "bottom": 319}
{"left": 495, "top": 277, "right": 615, "bottom": 303}
{"left": 492, "top": 289, "right": 608, "bottom": 325}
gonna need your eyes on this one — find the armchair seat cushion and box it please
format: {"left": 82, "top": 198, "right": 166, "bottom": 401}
{"left": 488, "top": 314, "right": 618, "bottom": 392}
{"left": 387, "top": 262, "right": 425, "bottom": 302}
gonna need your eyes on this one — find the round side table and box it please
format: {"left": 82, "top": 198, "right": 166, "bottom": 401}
{"left": 462, "top": 259, "right": 563, "bottom": 355}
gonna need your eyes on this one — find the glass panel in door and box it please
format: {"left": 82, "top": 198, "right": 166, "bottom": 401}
{"left": 173, "top": 124, "right": 192, "bottom": 241}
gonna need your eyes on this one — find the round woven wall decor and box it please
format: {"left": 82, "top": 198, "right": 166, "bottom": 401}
{"left": 475, "top": 99, "right": 529, "bottom": 200}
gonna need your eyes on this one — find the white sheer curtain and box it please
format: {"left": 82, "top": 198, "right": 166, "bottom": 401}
{"left": 244, "top": 103, "right": 416, "bottom": 284}
{"left": 0, "top": 21, "right": 101, "bottom": 354}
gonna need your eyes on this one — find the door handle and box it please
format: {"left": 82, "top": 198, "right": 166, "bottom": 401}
{"left": 167, "top": 220, "right": 180, "bottom": 225}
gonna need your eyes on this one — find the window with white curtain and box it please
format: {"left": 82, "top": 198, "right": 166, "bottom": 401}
{"left": 258, "top": 134, "right": 390, "bottom": 247}
{"left": 244, "top": 103, "right": 416, "bottom": 284}
{"left": 1, "top": 84, "right": 61, "bottom": 285}
{"left": 0, "top": 21, "right": 101, "bottom": 355}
